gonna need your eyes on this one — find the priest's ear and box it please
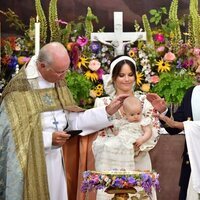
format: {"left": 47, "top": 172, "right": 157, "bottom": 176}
{"left": 37, "top": 61, "right": 46, "bottom": 69}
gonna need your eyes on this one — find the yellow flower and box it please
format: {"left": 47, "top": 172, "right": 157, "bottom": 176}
{"left": 95, "top": 89, "right": 103, "bottom": 97}
{"left": 90, "top": 87, "right": 103, "bottom": 97}
{"left": 77, "top": 56, "right": 89, "bottom": 68}
{"left": 84, "top": 70, "right": 98, "bottom": 82}
{"left": 128, "top": 49, "right": 135, "bottom": 58}
{"left": 156, "top": 59, "right": 171, "bottom": 72}
{"left": 136, "top": 71, "right": 144, "bottom": 86}
{"left": 141, "top": 83, "right": 150, "bottom": 92}
{"left": 96, "top": 84, "right": 103, "bottom": 90}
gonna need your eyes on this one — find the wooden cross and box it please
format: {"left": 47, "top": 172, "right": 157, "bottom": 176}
{"left": 91, "top": 12, "right": 146, "bottom": 56}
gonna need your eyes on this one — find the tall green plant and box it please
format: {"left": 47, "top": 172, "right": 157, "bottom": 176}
{"left": 189, "top": 0, "right": 200, "bottom": 47}
{"left": 49, "top": 0, "right": 61, "bottom": 42}
{"left": 169, "top": 0, "right": 182, "bottom": 43}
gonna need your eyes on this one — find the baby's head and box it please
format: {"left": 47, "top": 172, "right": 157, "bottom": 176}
{"left": 123, "top": 96, "right": 142, "bottom": 122}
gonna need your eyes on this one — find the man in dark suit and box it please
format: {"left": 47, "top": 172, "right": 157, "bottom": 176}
{"left": 147, "top": 65, "right": 200, "bottom": 200}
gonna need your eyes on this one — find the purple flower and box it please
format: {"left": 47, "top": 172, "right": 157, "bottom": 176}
{"left": 128, "top": 176, "right": 137, "bottom": 185}
{"left": 90, "top": 42, "right": 101, "bottom": 53}
{"left": 153, "top": 178, "right": 160, "bottom": 190}
{"left": 141, "top": 174, "right": 153, "bottom": 194}
{"left": 8, "top": 55, "right": 18, "bottom": 69}
{"left": 112, "top": 178, "right": 123, "bottom": 188}
{"left": 182, "top": 59, "right": 193, "bottom": 69}
{"left": 83, "top": 171, "right": 91, "bottom": 179}
{"left": 176, "top": 59, "right": 182, "bottom": 69}
{"left": 81, "top": 180, "right": 90, "bottom": 192}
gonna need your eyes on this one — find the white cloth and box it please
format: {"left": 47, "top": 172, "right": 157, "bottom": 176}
{"left": 92, "top": 94, "right": 160, "bottom": 200}
{"left": 185, "top": 85, "right": 200, "bottom": 199}
{"left": 25, "top": 57, "right": 112, "bottom": 200}
{"left": 191, "top": 85, "right": 200, "bottom": 121}
{"left": 184, "top": 121, "right": 200, "bottom": 194}
{"left": 187, "top": 176, "right": 199, "bottom": 200}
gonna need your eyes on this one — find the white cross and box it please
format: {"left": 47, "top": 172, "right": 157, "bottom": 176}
{"left": 91, "top": 12, "right": 146, "bottom": 56}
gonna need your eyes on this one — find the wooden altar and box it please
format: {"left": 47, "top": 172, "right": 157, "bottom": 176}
{"left": 150, "top": 134, "right": 185, "bottom": 200}
{"left": 63, "top": 134, "right": 185, "bottom": 200}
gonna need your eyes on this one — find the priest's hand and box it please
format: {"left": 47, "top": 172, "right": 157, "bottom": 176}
{"left": 146, "top": 93, "right": 167, "bottom": 113}
{"left": 52, "top": 131, "right": 70, "bottom": 146}
{"left": 106, "top": 94, "right": 129, "bottom": 115}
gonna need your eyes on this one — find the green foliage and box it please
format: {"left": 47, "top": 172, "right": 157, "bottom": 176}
{"left": 168, "top": 0, "right": 182, "bottom": 43}
{"left": 66, "top": 71, "right": 93, "bottom": 107}
{"left": 3, "top": 41, "right": 13, "bottom": 56}
{"left": 49, "top": 0, "right": 61, "bottom": 42}
{"left": 85, "top": 7, "right": 98, "bottom": 38}
{"left": 151, "top": 72, "right": 195, "bottom": 105}
{"left": 149, "top": 7, "right": 167, "bottom": 25}
{"left": 189, "top": 0, "right": 200, "bottom": 47}
{"left": 0, "top": 8, "right": 27, "bottom": 32}
{"left": 142, "top": 14, "right": 154, "bottom": 48}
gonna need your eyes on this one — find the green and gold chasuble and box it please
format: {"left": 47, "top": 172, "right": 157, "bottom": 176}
{"left": 0, "top": 66, "right": 80, "bottom": 200}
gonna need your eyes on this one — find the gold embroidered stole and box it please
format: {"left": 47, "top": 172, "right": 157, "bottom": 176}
{"left": 2, "top": 67, "right": 80, "bottom": 199}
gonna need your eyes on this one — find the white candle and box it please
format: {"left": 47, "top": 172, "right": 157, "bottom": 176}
{"left": 35, "top": 16, "right": 40, "bottom": 56}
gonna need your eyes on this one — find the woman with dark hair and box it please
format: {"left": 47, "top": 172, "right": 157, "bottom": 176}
{"left": 92, "top": 55, "right": 160, "bottom": 199}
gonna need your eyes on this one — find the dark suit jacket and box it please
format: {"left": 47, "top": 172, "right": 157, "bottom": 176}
{"left": 163, "top": 86, "right": 195, "bottom": 189}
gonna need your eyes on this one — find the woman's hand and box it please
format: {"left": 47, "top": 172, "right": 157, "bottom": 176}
{"left": 52, "top": 131, "right": 71, "bottom": 146}
{"left": 159, "top": 114, "right": 184, "bottom": 129}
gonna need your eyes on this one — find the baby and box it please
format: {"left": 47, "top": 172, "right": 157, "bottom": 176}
{"left": 92, "top": 96, "right": 156, "bottom": 171}
{"left": 113, "top": 96, "right": 152, "bottom": 149}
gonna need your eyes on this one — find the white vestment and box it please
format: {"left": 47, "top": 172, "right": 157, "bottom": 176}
{"left": 26, "top": 56, "right": 112, "bottom": 200}
{"left": 185, "top": 85, "right": 200, "bottom": 200}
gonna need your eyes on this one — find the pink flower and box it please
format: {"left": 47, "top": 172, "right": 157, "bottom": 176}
{"left": 182, "top": 59, "right": 193, "bottom": 69}
{"left": 150, "top": 75, "right": 160, "bottom": 84}
{"left": 156, "top": 46, "right": 165, "bottom": 53}
{"left": 76, "top": 36, "right": 89, "bottom": 47}
{"left": 154, "top": 33, "right": 165, "bottom": 43}
{"left": 193, "top": 48, "right": 200, "bottom": 56}
{"left": 88, "top": 60, "right": 101, "bottom": 71}
{"left": 164, "top": 52, "right": 176, "bottom": 62}
{"left": 55, "top": 19, "right": 68, "bottom": 25}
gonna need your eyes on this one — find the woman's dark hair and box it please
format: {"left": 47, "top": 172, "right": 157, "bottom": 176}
{"left": 111, "top": 55, "right": 136, "bottom": 82}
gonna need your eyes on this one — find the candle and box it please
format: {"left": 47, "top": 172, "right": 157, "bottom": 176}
{"left": 35, "top": 16, "right": 40, "bottom": 56}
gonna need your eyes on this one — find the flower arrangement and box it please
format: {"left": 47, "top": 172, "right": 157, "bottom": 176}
{"left": 1, "top": 0, "right": 200, "bottom": 107}
{"left": 81, "top": 170, "right": 159, "bottom": 196}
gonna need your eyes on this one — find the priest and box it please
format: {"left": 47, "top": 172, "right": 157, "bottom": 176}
{"left": 0, "top": 42, "right": 128, "bottom": 200}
